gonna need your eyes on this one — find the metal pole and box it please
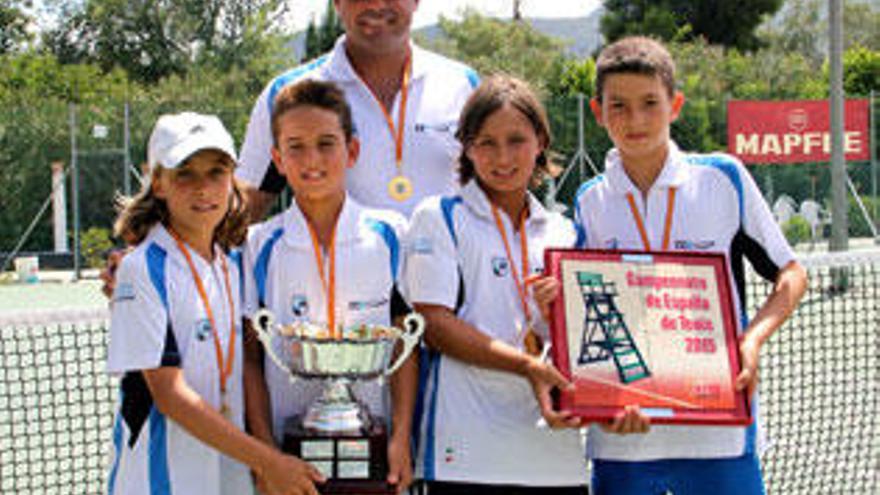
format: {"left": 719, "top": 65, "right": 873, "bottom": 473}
{"left": 124, "top": 102, "right": 132, "bottom": 197}
{"left": 829, "top": 0, "right": 848, "bottom": 252}
{"left": 578, "top": 93, "right": 586, "bottom": 182}
{"left": 870, "top": 89, "right": 877, "bottom": 236}
{"left": 70, "top": 103, "right": 81, "bottom": 281}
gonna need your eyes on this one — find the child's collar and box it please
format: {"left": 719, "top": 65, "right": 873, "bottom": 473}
{"left": 460, "top": 180, "right": 550, "bottom": 226}
{"left": 604, "top": 140, "right": 689, "bottom": 195}
{"left": 281, "top": 193, "right": 363, "bottom": 248}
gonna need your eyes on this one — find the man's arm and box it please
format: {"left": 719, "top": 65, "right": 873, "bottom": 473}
{"left": 242, "top": 183, "right": 279, "bottom": 225}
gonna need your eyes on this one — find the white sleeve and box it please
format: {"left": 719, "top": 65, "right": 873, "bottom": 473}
{"left": 237, "top": 84, "right": 275, "bottom": 188}
{"left": 400, "top": 202, "right": 460, "bottom": 309}
{"left": 241, "top": 227, "right": 262, "bottom": 320}
{"left": 739, "top": 161, "right": 796, "bottom": 277}
{"left": 106, "top": 251, "right": 172, "bottom": 375}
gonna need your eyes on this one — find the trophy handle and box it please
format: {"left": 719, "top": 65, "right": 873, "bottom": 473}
{"left": 385, "top": 312, "right": 425, "bottom": 376}
{"left": 251, "top": 309, "right": 294, "bottom": 381}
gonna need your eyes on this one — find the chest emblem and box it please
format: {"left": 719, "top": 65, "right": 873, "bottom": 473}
{"left": 492, "top": 256, "right": 510, "bottom": 277}
{"left": 674, "top": 240, "right": 716, "bottom": 250}
{"left": 195, "top": 318, "right": 212, "bottom": 341}
{"left": 291, "top": 294, "right": 309, "bottom": 318}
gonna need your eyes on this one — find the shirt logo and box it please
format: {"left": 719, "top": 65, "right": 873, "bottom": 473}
{"left": 492, "top": 256, "right": 510, "bottom": 277}
{"left": 674, "top": 240, "right": 716, "bottom": 250}
{"left": 291, "top": 295, "right": 309, "bottom": 318}
{"left": 408, "top": 237, "right": 434, "bottom": 255}
{"left": 414, "top": 121, "right": 456, "bottom": 133}
{"left": 195, "top": 319, "right": 212, "bottom": 341}
{"left": 348, "top": 298, "right": 389, "bottom": 311}
{"left": 112, "top": 282, "right": 136, "bottom": 303}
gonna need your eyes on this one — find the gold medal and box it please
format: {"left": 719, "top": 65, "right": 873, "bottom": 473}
{"left": 388, "top": 174, "right": 413, "bottom": 202}
{"left": 523, "top": 327, "right": 542, "bottom": 357}
{"left": 219, "top": 391, "right": 231, "bottom": 418}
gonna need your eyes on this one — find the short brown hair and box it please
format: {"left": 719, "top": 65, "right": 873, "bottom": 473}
{"left": 595, "top": 36, "right": 676, "bottom": 101}
{"left": 271, "top": 79, "right": 354, "bottom": 144}
{"left": 456, "top": 75, "right": 552, "bottom": 185}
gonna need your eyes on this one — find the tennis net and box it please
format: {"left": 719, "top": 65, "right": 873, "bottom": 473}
{"left": 1, "top": 250, "right": 878, "bottom": 494}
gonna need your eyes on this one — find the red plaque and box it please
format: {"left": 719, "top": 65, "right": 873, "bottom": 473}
{"left": 545, "top": 249, "right": 750, "bottom": 425}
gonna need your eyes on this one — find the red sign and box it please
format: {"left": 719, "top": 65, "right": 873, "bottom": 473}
{"left": 727, "top": 100, "right": 871, "bottom": 164}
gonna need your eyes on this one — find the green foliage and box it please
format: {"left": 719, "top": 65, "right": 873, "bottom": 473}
{"left": 430, "top": 10, "right": 566, "bottom": 92}
{"left": 848, "top": 195, "right": 880, "bottom": 238}
{"left": 303, "top": 0, "right": 344, "bottom": 62}
{"left": 758, "top": 0, "right": 880, "bottom": 67}
{"left": 601, "top": 0, "right": 784, "bottom": 51}
{"left": 782, "top": 215, "right": 812, "bottom": 246}
{"left": 544, "top": 58, "right": 596, "bottom": 98}
{"left": 81, "top": 227, "right": 113, "bottom": 268}
{"left": 0, "top": 0, "right": 31, "bottom": 54}
{"left": 43, "top": 0, "right": 292, "bottom": 84}
{"left": 842, "top": 45, "right": 880, "bottom": 95}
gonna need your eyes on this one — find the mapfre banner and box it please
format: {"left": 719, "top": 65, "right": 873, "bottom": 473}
{"left": 727, "top": 99, "right": 871, "bottom": 164}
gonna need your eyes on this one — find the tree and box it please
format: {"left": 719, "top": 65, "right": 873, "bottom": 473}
{"left": 0, "top": 0, "right": 31, "bottom": 54}
{"left": 427, "top": 9, "right": 567, "bottom": 92}
{"left": 44, "top": 0, "right": 292, "bottom": 84}
{"left": 842, "top": 45, "right": 879, "bottom": 96}
{"left": 601, "top": 0, "right": 784, "bottom": 51}
{"left": 303, "top": 0, "right": 344, "bottom": 62}
{"left": 758, "top": 0, "right": 880, "bottom": 67}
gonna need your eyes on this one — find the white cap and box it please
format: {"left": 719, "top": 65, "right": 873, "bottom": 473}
{"left": 147, "top": 112, "right": 237, "bottom": 171}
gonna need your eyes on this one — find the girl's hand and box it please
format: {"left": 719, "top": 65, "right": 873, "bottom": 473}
{"left": 599, "top": 405, "right": 651, "bottom": 435}
{"left": 386, "top": 433, "right": 413, "bottom": 493}
{"left": 525, "top": 274, "right": 560, "bottom": 323}
{"left": 523, "top": 357, "right": 582, "bottom": 429}
{"left": 735, "top": 336, "right": 761, "bottom": 399}
{"left": 260, "top": 452, "right": 324, "bottom": 495}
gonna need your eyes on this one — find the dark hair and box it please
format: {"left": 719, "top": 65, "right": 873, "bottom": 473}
{"left": 271, "top": 79, "right": 354, "bottom": 144}
{"left": 594, "top": 36, "right": 676, "bottom": 101}
{"left": 456, "top": 74, "right": 551, "bottom": 185}
{"left": 114, "top": 152, "right": 248, "bottom": 250}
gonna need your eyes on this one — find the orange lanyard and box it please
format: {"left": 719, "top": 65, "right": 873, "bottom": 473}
{"left": 169, "top": 230, "right": 236, "bottom": 403}
{"left": 306, "top": 222, "right": 338, "bottom": 339}
{"left": 490, "top": 203, "right": 533, "bottom": 327}
{"left": 626, "top": 187, "right": 677, "bottom": 251}
{"left": 371, "top": 56, "right": 411, "bottom": 171}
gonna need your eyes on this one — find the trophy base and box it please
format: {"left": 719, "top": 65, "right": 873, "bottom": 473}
{"left": 282, "top": 415, "right": 396, "bottom": 495}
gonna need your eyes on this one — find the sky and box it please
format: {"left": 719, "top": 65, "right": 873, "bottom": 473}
{"left": 290, "top": 0, "right": 602, "bottom": 31}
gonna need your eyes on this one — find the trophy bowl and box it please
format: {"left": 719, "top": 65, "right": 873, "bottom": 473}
{"left": 252, "top": 309, "right": 425, "bottom": 381}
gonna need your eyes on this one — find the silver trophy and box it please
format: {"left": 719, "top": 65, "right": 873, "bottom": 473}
{"left": 251, "top": 309, "right": 424, "bottom": 493}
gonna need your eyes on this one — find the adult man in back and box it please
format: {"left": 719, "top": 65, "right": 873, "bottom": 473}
{"left": 237, "top": 0, "right": 479, "bottom": 219}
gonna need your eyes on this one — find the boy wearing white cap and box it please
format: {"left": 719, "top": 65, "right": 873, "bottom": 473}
{"left": 106, "top": 112, "right": 324, "bottom": 495}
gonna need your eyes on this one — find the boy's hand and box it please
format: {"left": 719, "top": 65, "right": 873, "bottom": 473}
{"left": 525, "top": 274, "right": 560, "bottom": 323}
{"left": 386, "top": 433, "right": 413, "bottom": 493}
{"left": 260, "top": 453, "right": 324, "bottom": 495}
{"left": 599, "top": 405, "right": 651, "bottom": 435}
{"left": 735, "top": 337, "right": 761, "bottom": 399}
{"left": 523, "top": 357, "right": 582, "bottom": 429}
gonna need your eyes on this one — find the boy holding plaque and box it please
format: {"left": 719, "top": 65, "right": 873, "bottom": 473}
{"left": 571, "top": 37, "right": 808, "bottom": 495}
{"left": 242, "top": 80, "right": 416, "bottom": 494}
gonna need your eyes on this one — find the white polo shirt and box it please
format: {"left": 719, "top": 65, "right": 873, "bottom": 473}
{"left": 574, "top": 141, "right": 796, "bottom": 461}
{"left": 401, "top": 181, "right": 588, "bottom": 486}
{"left": 243, "top": 195, "right": 407, "bottom": 443}
{"left": 106, "top": 224, "right": 250, "bottom": 495}
{"left": 237, "top": 35, "right": 477, "bottom": 217}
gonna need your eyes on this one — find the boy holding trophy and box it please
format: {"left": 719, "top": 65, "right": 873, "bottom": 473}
{"left": 242, "top": 80, "right": 416, "bottom": 494}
